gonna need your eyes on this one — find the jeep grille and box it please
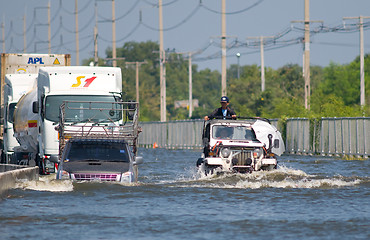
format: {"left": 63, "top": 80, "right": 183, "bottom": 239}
{"left": 232, "top": 149, "right": 252, "bottom": 166}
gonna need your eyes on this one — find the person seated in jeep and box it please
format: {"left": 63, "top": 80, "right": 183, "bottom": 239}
{"left": 215, "top": 127, "right": 233, "bottom": 139}
{"left": 204, "top": 96, "right": 237, "bottom": 120}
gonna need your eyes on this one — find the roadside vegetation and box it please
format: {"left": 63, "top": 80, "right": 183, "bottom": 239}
{"left": 83, "top": 41, "right": 370, "bottom": 121}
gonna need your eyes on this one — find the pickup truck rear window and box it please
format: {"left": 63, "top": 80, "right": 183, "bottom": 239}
{"left": 65, "top": 141, "right": 130, "bottom": 162}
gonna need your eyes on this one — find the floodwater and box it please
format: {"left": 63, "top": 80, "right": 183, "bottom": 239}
{"left": 1, "top": 148, "right": 369, "bottom": 240}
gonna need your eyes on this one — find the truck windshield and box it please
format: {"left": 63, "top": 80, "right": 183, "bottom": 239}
{"left": 65, "top": 141, "right": 130, "bottom": 162}
{"left": 45, "top": 95, "right": 120, "bottom": 122}
{"left": 212, "top": 125, "right": 256, "bottom": 140}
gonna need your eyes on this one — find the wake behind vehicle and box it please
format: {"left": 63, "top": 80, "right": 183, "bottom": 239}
{"left": 56, "top": 100, "right": 143, "bottom": 183}
{"left": 197, "top": 117, "right": 285, "bottom": 175}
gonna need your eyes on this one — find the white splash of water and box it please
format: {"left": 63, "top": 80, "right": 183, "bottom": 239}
{"left": 15, "top": 174, "right": 74, "bottom": 192}
{"left": 189, "top": 165, "right": 362, "bottom": 189}
{"left": 233, "top": 176, "right": 361, "bottom": 189}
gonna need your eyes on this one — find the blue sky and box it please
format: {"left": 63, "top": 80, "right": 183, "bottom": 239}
{"left": 2, "top": 0, "right": 370, "bottom": 70}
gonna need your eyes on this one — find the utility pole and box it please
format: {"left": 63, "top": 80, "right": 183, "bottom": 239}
{"left": 236, "top": 53, "right": 240, "bottom": 79}
{"left": 126, "top": 61, "right": 147, "bottom": 106}
{"left": 247, "top": 36, "right": 274, "bottom": 92}
{"left": 188, "top": 52, "right": 193, "bottom": 118}
{"left": 112, "top": 0, "right": 116, "bottom": 67}
{"left": 1, "top": 19, "right": 4, "bottom": 52}
{"left": 75, "top": 0, "right": 79, "bottom": 65}
{"left": 48, "top": 1, "right": 51, "bottom": 54}
{"left": 292, "top": 0, "right": 322, "bottom": 110}
{"left": 343, "top": 16, "right": 370, "bottom": 106}
{"left": 33, "top": 23, "right": 36, "bottom": 52}
{"left": 94, "top": 3, "right": 98, "bottom": 66}
{"left": 175, "top": 51, "right": 198, "bottom": 118}
{"left": 291, "top": 0, "right": 311, "bottom": 110}
{"left": 159, "top": 0, "right": 166, "bottom": 122}
{"left": 221, "top": 0, "right": 227, "bottom": 96}
{"left": 304, "top": 0, "right": 310, "bottom": 110}
{"left": 23, "top": 13, "right": 26, "bottom": 53}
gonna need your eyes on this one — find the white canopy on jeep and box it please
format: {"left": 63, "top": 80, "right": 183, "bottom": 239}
{"left": 252, "top": 120, "right": 285, "bottom": 156}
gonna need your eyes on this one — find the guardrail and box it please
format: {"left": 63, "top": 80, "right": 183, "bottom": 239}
{"left": 139, "top": 117, "right": 369, "bottom": 158}
{"left": 286, "top": 117, "right": 369, "bottom": 158}
{"left": 138, "top": 119, "right": 204, "bottom": 149}
{"left": 138, "top": 119, "right": 279, "bottom": 149}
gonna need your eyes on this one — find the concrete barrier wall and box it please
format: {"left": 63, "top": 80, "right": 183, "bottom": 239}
{"left": 0, "top": 165, "right": 39, "bottom": 195}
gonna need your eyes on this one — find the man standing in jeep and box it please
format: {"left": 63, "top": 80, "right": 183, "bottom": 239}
{"left": 204, "top": 96, "right": 237, "bottom": 120}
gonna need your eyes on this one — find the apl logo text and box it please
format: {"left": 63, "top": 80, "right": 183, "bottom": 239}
{"left": 27, "top": 57, "right": 45, "bottom": 64}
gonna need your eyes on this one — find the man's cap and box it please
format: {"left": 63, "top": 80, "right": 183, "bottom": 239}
{"left": 220, "top": 96, "right": 229, "bottom": 102}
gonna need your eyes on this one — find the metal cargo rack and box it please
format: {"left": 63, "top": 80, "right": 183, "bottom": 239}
{"left": 58, "top": 100, "right": 140, "bottom": 159}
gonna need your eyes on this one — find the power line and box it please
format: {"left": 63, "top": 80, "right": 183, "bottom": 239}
{"left": 142, "top": 0, "right": 180, "bottom": 8}
{"left": 141, "top": 2, "right": 201, "bottom": 31}
{"left": 59, "top": 0, "right": 92, "bottom": 15}
{"left": 60, "top": 14, "right": 95, "bottom": 34}
{"left": 50, "top": 5, "right": 61, "bottom": 24}
{"left": 98, "top": 21, "right": 141, "bottom": 43}
{"left": 98, "top": 0, "right": 140, "bottom": 22}
{"left": 200, "top": 0, "right": 264, "bottom": 15}
{"left": 59, "top": 34, "right": 94, "bottom": 52}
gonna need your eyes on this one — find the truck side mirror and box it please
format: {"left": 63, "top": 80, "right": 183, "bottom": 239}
{"left": 32, "top": 101, "right": 39, "bottom": 113}
{"left": 274, "top": 139, "right": 279, "bottom": 148}
{"left": 49, "top": 155, "right": 59, "bottom": 163}
{"left": 133, "top": 156, "right": 143, "bottom": 165}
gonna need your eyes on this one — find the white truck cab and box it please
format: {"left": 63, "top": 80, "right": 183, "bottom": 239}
{"left": 13, "top": 66, "right": 123, "bottom": 174}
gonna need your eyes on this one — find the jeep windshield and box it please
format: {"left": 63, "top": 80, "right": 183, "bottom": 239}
{"left": 65, "top": 141, "right": 130, "bottom": 162}
{"left": 212, "top": 125, "right": 256, "bottom": 140}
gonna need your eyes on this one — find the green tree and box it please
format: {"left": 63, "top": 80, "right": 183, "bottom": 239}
{"left": 319, "top": 62, "right": 359, "bottom": 105}
{"left": 83, "top": 41, "right": 370, "bottom": 120}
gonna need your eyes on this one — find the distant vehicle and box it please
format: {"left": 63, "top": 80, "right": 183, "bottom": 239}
{"left": 56, "top": 100, "right": 143, "bottom": 183}
{"left": 0, "top": 53, "right": 71, "bottom": 164}
{"left": 197, "top": 117, "right": 285, "bottom": 175}
{"left": 3, "top": 74, "right": 37, "bottom": 164}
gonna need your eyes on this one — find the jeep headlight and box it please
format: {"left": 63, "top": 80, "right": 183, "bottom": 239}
{"left": 253, "top": 148, "right": 262, "bottom": 158}
{"left": 221, "top": 147, "right": 231, "bottom": 158}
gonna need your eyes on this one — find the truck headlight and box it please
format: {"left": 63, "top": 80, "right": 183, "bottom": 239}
{"left": 121, "top": 172, "right": 133, "bottom": 183}
{"left": 58, "top": 170, "right": 70, "bottom": 180}
{"left": 221, "top": 147, "right": 231, "bottom": 158}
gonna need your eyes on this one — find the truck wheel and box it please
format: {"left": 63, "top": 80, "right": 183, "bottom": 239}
{"left": 37, "top": 157, "right": 46, "bottom": 175}
{"left": 0, "top": 150, "right": 4, "bottom": 163}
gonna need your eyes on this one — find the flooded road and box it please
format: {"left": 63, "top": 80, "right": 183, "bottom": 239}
{"left": 1, "top": 148, "right": 369, "bottom": 240}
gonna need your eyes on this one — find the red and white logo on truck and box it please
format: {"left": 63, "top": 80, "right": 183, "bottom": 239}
{"left": 71, "top": 76, "right": 97, "bottom": 88}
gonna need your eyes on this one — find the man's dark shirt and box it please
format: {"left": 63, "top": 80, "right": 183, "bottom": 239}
{"left": 207, "top": 107, "right": 236, "bottom": 119}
